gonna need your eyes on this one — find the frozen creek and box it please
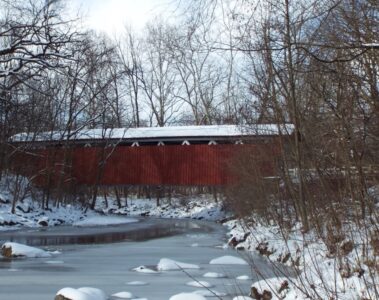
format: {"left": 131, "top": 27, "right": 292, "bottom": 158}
{"left": 0, "top": 217, "right": 275, "bottom": 300}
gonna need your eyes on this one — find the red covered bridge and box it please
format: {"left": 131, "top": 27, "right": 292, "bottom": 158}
{"left": 10, "top": 125, "right": 293, "bottom": 188}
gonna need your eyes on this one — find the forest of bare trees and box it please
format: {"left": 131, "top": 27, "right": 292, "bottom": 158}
{"left": 0, "top": 0, "right": 378, "bottom": 228}
{"left": 208, "top": 0, "right": 379, "bottom": 232}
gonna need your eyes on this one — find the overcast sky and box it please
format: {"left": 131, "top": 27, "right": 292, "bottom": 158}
{"left": 68, "top": 0, "right": 175, "bottom": 36}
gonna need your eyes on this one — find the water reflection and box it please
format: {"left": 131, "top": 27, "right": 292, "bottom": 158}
{"left": 0, "top": 218, "right": 215, "bottom": 247}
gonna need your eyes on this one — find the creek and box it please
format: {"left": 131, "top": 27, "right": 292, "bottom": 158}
{"left": 0, "top": 217, "right": 276, "bottom": 300}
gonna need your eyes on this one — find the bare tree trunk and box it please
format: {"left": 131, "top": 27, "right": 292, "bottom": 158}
{"left": 123, "top": 186, "right": 129, "bottom": 207}
{"left": 114, "top": 187, "right": 122, "bottom": 209}
{"left": 284, "top": 0, "right": 308, "bottom": 231}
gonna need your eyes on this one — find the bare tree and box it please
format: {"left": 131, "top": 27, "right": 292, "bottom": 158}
{"left": 0, "top": 0, "right": 81, "bottom": 178}
{"left": 139, "top": 22, "right": 181, "bottom": 126}
{"left": 118, "top": 27, "right": 144, "bottom": 127}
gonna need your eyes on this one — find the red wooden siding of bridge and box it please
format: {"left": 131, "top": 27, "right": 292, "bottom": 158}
{"left": 13, "top": 143, "right": 280, "bottom": 187}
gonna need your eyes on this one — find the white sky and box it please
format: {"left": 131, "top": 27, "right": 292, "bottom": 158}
{"left": 67, "top": 0, "right": 175, "bottom": 36}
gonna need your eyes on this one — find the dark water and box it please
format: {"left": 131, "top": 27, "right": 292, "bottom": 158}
{"left": 0, "top": 217, "right": 215, "bottom": 247}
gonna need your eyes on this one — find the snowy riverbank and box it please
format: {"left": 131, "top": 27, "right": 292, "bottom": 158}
{"left": 225, "top": 214, "right": 379, "bottom": 300}
{"left": 0, "top": 194, "right": 227, "bottom": 231}
{"left": 0, "top": 174, "right": 228, "bottom": 230}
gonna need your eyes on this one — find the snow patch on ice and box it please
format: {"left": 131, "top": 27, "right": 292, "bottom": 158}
{"left": 125, "top": 281, "right": 149, "bottom": 286}
{"left": 203, "top": 272, "right": 226, "bottom": 278}
{"left": 111, "top": 291, "right": 134, "bottom": 298}
{"left": 236, "top": 275, "right": 251, "bottom": 280}
{"left": 169, "top": 293, "right": 207, "bottom": 300}
{"left": 186, "top": 280, "right": 213, "bottom": 288}
{"left": 73, "top": 216, "right": 138, "bottom": 226}
{"left": 209, "top": 255, "right": 248, "bottom": 265}
{"left": 157, "top": 258, "right": 200, "bottom": 271}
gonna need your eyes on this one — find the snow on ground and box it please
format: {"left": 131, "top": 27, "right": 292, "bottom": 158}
{"left": 157, "top": 258, "right": 200, "bottom": 271}
{"left": 98, "top": 195, "right": 227, "bottom": 221}
{"left": 0, "top": 195, "right": 138, "bottom": 231}
{"left": 0, "top": 196, "right": 93, "bottom": 231}
{"left": 1, "top": 242, "right": 52, "bottom": 258}
{"left": 0, "top": 174, "right": 226, "bottom": 232}
{"left": 0, "top": 199, "right": 139, "bottom": 230}
{"left": 224, "top": 216, "right": 379, "bottom": 300}
{"left": 0, "top": 176, "right": 88, "bottom": 230}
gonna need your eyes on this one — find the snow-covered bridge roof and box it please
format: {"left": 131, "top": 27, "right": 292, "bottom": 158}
{"left": 11, "top": 124, "right": 294, "bottom": 144}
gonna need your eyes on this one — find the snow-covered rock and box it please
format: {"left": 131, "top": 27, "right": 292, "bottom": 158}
{"left": 1, "top": 242, "right": 52, "bottom": 258}
{"left": 55, "top": 287, "right": 106, "bottom": 300}
{"left": 157, "top": 258, "right": 200, "bottom": 271}
{"left": 209, "top": 255, "right": 248, "bottom": 265}
{"left": 37, "top": 216, "right": 49, "bottom": 226}
{"left": 132, "top": 265, "right": 158, "bottom": 273}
